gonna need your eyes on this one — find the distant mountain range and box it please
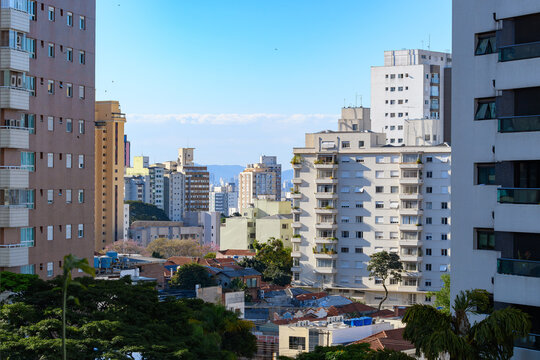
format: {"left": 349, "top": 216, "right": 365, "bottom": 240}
{"left": 205, "top": 164, "right": 293, "bottom": 188}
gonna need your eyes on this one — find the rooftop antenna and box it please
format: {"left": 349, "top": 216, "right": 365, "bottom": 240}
{"left": 355, "top": 93, "right": 363, "bottom": 107}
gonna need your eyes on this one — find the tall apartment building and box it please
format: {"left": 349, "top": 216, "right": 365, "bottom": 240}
{"left": 177, "top": 148, "right": 209, "bottom": 212}
{"left": 210, "top": 183, "right": 237, "bottom": 216}
{"left": 452, "top": 2, "right": 540, "bottom": 357}
{"left": 239, "top": 156, "right": 281, "bottom": 212}
{"left": 371, "top": 49, "right": 452, "bottom": 145}
{"left": 0, "top": 1, "right": 95, "bottom": 278}
{"left": 95, "top": 101, "right": 125, "bottom": 250}
{"left": 292, "top": 107, "right": 451, "bottom": 307}
{"left": 164, "top": 170, "right": 184, "bottom": 221}
{"left": 125, "top": 156, "right": 164, "bottom": 210}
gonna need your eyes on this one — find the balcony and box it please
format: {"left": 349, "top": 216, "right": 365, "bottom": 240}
{"left": 292, "top": 178, "right": 302, "bottom": 185}
{"left": 315, "top": 177, "right": 339, "bottom": 185}
{"left": 291, "top": 236, "right": 301, "bottom": 243}
{"left": 399, "top": 208, "right": 423, "bottom": 216}
{"left": 291, "top": 266, "right": 301, "bottom": 272}
{"left": 314, "top": 162, "right": 339, "bottom": 170}
{"left": 0, "top": 166, "right": 29, "bottom": 188}
{"left": 499, "top": 41, "right": 540, "bottom": 63}
{"left": 314, "top": 237, "right": 338, "bottom": 244}
{"left": 0, "top": 7, "right": 30, "bottom": 33}
{"left": 399, "top": 193, "right": 423, "bottom": 201}
{"left": 291, "top": 251, "right": 301, "bottom": 258}
{"left": 515, "top": 333, "right": 540, "bottom": 351}
{"left": 0, "top": 244, "right": 28, "bottom": 267}
{"left": 314, "top": 192, "right": 338, "bottom": 200}
{"left": 497, "top": 258, "right": 540, "bottom": 278}
{"left": 313, "top": 252, "right": 338, "bottom": 260}
{"left": 399, "top": 224, "right": 423, "bottom": 231}
{"left": 0, "top": 205, "right": 28, "bottom": 227}
{"left": 0, "top": 48, "right": 29, "bottom": 72}
{"left": 0, "top": 87, "right": 29, "bottom": 110}
{"left": 291, "top": 207, "right": 301, "bottom": 214}
{"left": 314, "top": 267, "right": 337, "bottom": 274}
{"left": 497, "top": 188, "right": 540, "bottom": 204}
{"left": 399, "top": 162, "right": 423, "bottom": 169}
{"left": 291, "top": 162, "right": 302, "bottom": 169}
{"left": 402, "top": 271, "right": 422, "bottom": 278}
{"left": 314, "top": 207, "right": 338, "bottom": 215}
{"left": 498, "top": 115, "right": 540, "bottom": 133}
{"left": 291, "top": 192, "right": 302, "bottom": 199}
{"left": 0, "top": 126, "right": 29, "bottom": 148}
{"left": 291, "top": 222, "right": 302, "bottom": 229}
{"left": 315, "top": 222, "right": 338, "bottom": 230}
{"left": 399, "top": 239, "right": 423, "bottom": 247}
{"left": 400, "top": 254, "right": 422, "bottom": 262}
{"left": 399, "top": 178, "right": 423, "bottom": 185}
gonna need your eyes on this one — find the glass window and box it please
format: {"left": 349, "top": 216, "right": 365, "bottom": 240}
{"left": 66, "top": 224, "right": 72, "bottom": 239}
{"left": 47, "top": 189, "right": 53, "bottom": 204}
{"left": 475, "top": 98, "right": 496, "bottom": 120}
{"left": 47, "top": 116, "right": 54, "bottom": 131}
{"left": 47, "top": 225, "right": 53, "bottom": 240}
{"left": 477, "top": 164, "right": 496, "bottom": 185}
{"left": 477, "top": 229, "right": 495, "bottom": 250}
{"left": 78, "top": 85, "right": 85, "bottom": 99}
{"left": 47, "top": 153, "right": 54, "bottom": 167}
{"left": 66, "top": 83, "right": 73, "bottom": 97}
{"left": 47, "top": 80, "right": 54, "bottom": 94}
{"left": 66, "top": 119, "right": 72, "bottom": 132}
{"left": 48, "top": 43, "right": 54, "bottom": 57}
{"left": 78, "top": 120, "right": 85, "bottom": 134}
{"left": 66, "top": 189, "right": 72, "bottom": 203}
{"left": 79, "top": 16, "right": 86, "bottom": 30}
{"left": 47, "top": 262, "right": 53, "bottom": 277}
{"left": 48, "top": 6, "right": 54, "bottom": 21}
{"left": 21, "top": 151, "right": 35, "bottom": 171}
{"left": 78, "top": 224, "right": 84, "bottom": 238}
{"left": 66, "top": 47, "right": 73, "bottom": 62}
{"left": 78, "top": 190, "right": 84, "bottom": 203}
{"left": 20, "top": 227, "right": 35, "bottom": 247}
{"left": 79, "top": 50, "right": 85, "bottom": 64}
{"left": 78, "top": 155, "right": 84, "bottom": 168}
{"left": 66, "top": 11, "right": 73, "bottom": 26}
{"left": 475, "top": 32, "right": 496, "bottom": 55}
{"left": 29, "top": 1, "right": 36, "bottom": 20}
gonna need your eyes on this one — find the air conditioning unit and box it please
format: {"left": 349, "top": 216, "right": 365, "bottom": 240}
{"left": 17, "top": 76, "right": 23, "bottom": 88}
{"left": 10, "top": 74, "right": 17, "bottom": 86}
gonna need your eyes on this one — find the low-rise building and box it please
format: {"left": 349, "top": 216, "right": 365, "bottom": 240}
{"left": 220, "top": 199, "right": 293, "bottom": 250}
{"left": 129, "top": 221, "right": 203, "bottom": 246}
{"left": 278, "top": 318, "right": 393, "bottom": 357}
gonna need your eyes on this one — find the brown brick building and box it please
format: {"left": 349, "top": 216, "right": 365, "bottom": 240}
{"left": 0, "top": 0, "right": 95, "bottom": 278}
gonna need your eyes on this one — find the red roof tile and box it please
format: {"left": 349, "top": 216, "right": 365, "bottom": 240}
{"left": 334, "top": 302, "right": 377, "bottom": 315}
{"left": 349, "top": 328, "right": 414, "bottom": 352}
{"left": 296, "top": 291, "right": 328, "bottom": 301}
{"left": 217, "top": 249, "right": 256, "bottom": 256}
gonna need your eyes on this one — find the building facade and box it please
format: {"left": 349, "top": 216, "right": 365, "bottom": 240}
{"left": 210, "top": 183, "right": 237, "bottom": 216}
{"left": 95, "top": 101, "right": 125, "bottom": 249}
{"left": 125, "top": 156, "right": 164, "bottom": 210}
{"left": 239, "top": 156, "right": 282, "bottom": 212}
{"left": 123, "top": 134, "right": 130, "bottom": 168}
{"left": 371, "top": 49, "right": 452, "bottom": 145}
{"left": 292, "top": 108, "right": 451, "bottom": 307}
{"left": 451, "top": 2, "right": 540, "bottom": 357}
{"left": 0, "top": 1, "right": 96, "bottom": 278}
{"left": 164, "top": 170, "right": 184, "bottom": 221}
{"left": 177, "top": 148, "right": 209, "bottom": 212}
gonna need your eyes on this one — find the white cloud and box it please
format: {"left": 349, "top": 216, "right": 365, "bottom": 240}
{"left": 127, "top": 113, "right": 337, "bottom": 125}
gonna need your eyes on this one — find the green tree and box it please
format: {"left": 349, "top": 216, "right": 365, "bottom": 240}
{"left": 170, "top": 263, "right": 216, "bottom": 290}
{"left": 126, "top": 200, "right": 170, "bottom": 224}
{"left": 61, "top": 254, "right": 95, "bottom": 360}
{"left": 428, "top": 273, "right": 450, "bottom": 314}
{"left": 146, "top": 238, "right": 204, "bottom": 258}
{"left": 104, "top": 240, "right": 146, "bottom": 255}
{"left": 403, "top": 289, "right": 531, "bottom": 360}
{"left": 0, "top": 271, "right": 40, "bottom": 292}
{"left": 204, "top": 252, "right": 217, "bottom": 259}
{"left": 239, "top": 238, "right": 293, "bottom": 286}
{"left": 367, "top": 251, "right": 403, "bottom": 310}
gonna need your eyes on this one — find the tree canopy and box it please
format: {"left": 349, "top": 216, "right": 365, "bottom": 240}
{"left": 427, "top": 273, "right": 450, "bottom": 314}
{"left": 367, "top": 251, "right": 403, "bottom": 310}
{"left": 239, "top": 238, "right": 292, "bottom": 286}
{"left": 403, "top": 289, "right": 530, "bottom": 360}
{"left": 146, "top": 238, "right": 204, "bottom": 259}
{"left": 170, "top": 263, "right": 217, "bottom": 290}
{"left": 278, "top": 343, "right": 415, "bottom": 360}
{"left": 104, "top": 240, "right": 147, "bottom": 255}
{"left": 126, "top": 201, "right": 170, "bottom": 225}
{"left": 0, "top": 273, "right": 256, "bottom": 359}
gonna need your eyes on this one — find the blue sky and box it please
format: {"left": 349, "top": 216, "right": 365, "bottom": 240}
{"left": 96, "top": 0, "right": 451, "bottom": 168}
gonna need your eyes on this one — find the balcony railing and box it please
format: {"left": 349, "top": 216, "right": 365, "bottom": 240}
{"left": 497, "top": 188, "right": 540, "bottom": 205}
{"left": 0, "top": 0, "right": 29, "bottom": 12}
{"left": 499, "top": 41, "right": 540, "bottom": 62}
{"left": 498, "top": 115, "right": 540, "bottom": 133}
{"left": 515, "top": 333, "right": 540, "bottom": 351}
{"left": 497, "top": 258, "right": 540, "bottom": 278}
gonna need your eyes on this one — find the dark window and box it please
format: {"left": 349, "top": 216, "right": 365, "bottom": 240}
{"left": 475, "top": 98, "right": 496, "bottom": 120}
{"left": 355, "top": 247, "right": 363, "bottom": 254}
{"left": 477, "top": 229, "right": 495, "bottom": 250}
{"left": 289, "top": 336, "right": 306, "bottom": 350}
{"left": 426, "top": 187, "right": 432, "bottom": 193}
{"left": 477, "top": 163, "right": 496, "bottom": 185}
{"left": 475, "top": 31, "right": 496, "bottom": 55}
{"left": 340, "top": 247, "right": 349, "bottom": 253}
{"left": 426, "top": 249, "right": 432, "bottom": 256}
{"left": 375, "top": 186, "right": 383, "bottom": 193}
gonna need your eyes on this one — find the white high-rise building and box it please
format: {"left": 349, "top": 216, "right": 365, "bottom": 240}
{"left": 292, "top": 107, "right": 451, "bottom": 307}
{"left": 164, "top": 171, "right": 185, "bottom": 221}
{"left": 452, "top": 2, "right": 540, "bottom": 357}
{"left": 210, "top": 183, "right": 238, "bottom": 216}
{"left": 371, "top": 49, "right": 452, "bottom": 145}
{"left": 238, "top": 156, "right": 281, "bottom": 212}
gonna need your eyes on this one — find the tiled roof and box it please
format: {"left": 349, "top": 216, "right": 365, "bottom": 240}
{"left": 334, "top": 302, "right": 377, "bottom": 315}
{"left": 349, "top": 328, "right": 414, "bottom": 352}
{"left": 218, "top": 249, "right": 256, "bottom": 256}
{"left": 296, "top": 291, "right": 328, "bottom": 301}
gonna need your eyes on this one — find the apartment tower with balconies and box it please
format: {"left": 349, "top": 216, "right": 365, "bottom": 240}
{"left": 292, "top": 107, "right": 451, "bottom": 307}
{"left": 0, "top": 0, "right": 95, "bottom": 278}
{"left": 451, "top": 2, "right": 540, "bottom": 357}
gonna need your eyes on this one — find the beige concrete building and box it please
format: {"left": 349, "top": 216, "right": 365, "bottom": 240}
{"left": 220, "top": 199, "right": 293, "bottom": 250}
{"left": 129, "top": 220, "right": 204, "bottom": 247}
{"left": 0, "top": 1, "right": 96, "bottom": 278}
{"left": 95, "top": 101, "right": 125, "bottom": 250}
{"left": 239, "top": 156, "right": 281, "bottom": 212}
{"left": 292, "top": 107, "right": 451, "bottom": 307}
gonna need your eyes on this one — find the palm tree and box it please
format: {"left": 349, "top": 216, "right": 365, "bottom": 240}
{"left": 403, "top": 289, "right": 530, "bottom": 360}
{"left": 61, "top": 254, "right": 95, "bottom": 360}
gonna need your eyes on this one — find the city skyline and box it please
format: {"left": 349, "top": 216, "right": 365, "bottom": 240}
{"left": 96, "top": 0, "right": 452, "bottom": 167}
